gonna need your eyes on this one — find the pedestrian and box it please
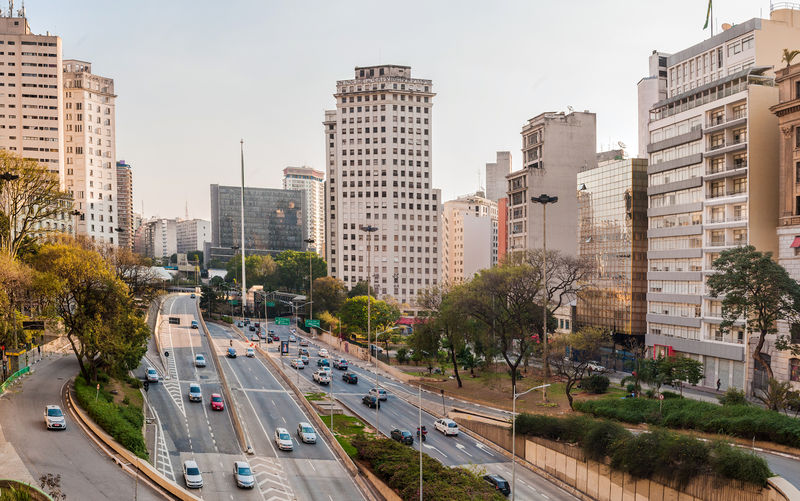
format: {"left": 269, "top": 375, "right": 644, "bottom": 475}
{"left": 716, "top": 378, "right": 721, "bottom": 391}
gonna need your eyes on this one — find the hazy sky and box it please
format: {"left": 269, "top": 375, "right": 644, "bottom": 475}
{"left": 26, "top": 0, "right": 773, "bottom": 220}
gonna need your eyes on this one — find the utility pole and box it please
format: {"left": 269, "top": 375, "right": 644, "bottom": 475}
{"left": 531, "top": 194, "right": 558, "bottom": 402}
{"left": 304, "top": 238, "right": 315, "bottom": 322}
{"left": 360, "top": 225, "right": 378, "bottom": 366}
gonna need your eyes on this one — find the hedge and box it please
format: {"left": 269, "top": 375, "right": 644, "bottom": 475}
{"left": 352, "top": 437, "right": 505, "bottom": 500}
{"left": 74, "top": 375, "right": 148, "bottom": 459}
{"left": 515, "top": 413, "right": 771, "bottom": 487}
{"left": 573, "top": 397, "right": 800, "bottom": 449}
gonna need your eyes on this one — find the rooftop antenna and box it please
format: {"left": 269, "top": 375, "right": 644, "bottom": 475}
{"left": 8, "top": 1, "right": 12, "bottom": 18}
{"left": 184, "top": 200, "right": 189, "bottom": 219}
{"left": 19, "top": 0, "right": 23, "bottom": 18}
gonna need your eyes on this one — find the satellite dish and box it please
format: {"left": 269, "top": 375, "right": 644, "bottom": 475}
{"left": 617, "top": 141, "right": 627, "bottom": 149}
{"left": 567, "top": 105, "right": 574, "bottom": 113}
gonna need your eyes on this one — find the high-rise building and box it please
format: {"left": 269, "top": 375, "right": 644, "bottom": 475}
{"left": 576, "top": 157, "right": 648, "bottom": 360}
{"left": 207, "top": 184, "right": 306, "bottom": 266}
{"left": 485, "top": 151, "right": 512, "bottom": 202}
{"left": 639, "top": 7, "right": 800, "bottom": 391}
{"left": 116, "top": 160, "right": 133, "bottom": 249}
{"left": 637, "top": 52, "right": 669, "bottom": 159}
{"left": 176, "top": 218, "right": 210, "bottom": 254}
{"left": 63, "top": 60, "right": 117, "bottom": 244}
{"left": 506, "top": 111, "right": 596, "bottom": 257}
{"left": 283, "top": 166, "right": 325, "bottom": 255}
{"left": 441, "top": 192, "right": 498, "bottom": 284}
{"left": 137, "top": 218, "right": 177, "bottom": 260}
{"left": 323, "top": 65, "right": 441, "bottom": 309}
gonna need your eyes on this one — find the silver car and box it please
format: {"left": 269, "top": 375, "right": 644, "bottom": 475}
{"left": 296, "top": 422, "right": 317, "bottom": 444}
{"left": 233, "top": 460, "right": 254, "bottom": 489}
{"left": 274, "top": 427, "right": 294, "bottom": 451}
{"left": 44, "top": 405, "right": 66, "bottom": 430}
{"left": 195, "top": 354, "right": 206, "bottom": 367}
{"left": 188, "top": 383, "right": 202, "bottom": 402}
{"left": 182, "top": 459, "right": 203, "bottom": 489}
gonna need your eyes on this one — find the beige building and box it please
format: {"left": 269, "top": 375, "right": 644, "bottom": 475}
{"left": 176, "top": 218, "right": 210, "bottom": 254}
{"left": 639, "top": 6, "right": 800, "bottom": 392}
{"left": 485, "top": 151, "right": 511, "bottom": 202}
{"left": 506, "top": 111, "right": 596, "bottom": 257}
{"left": 441, "top": 192, "right": 497, "bottom": 284}
{"left": 63, "top": 59, "right": 118, "bottom": 245}
{"left": 116, "top": 160, "right": 133, "bottom": 249}
{"left": 283, "top": 165, "right": 325, "bottom": 255}
{"left": 324, "top": 65, "right": 441, "bottom": 310}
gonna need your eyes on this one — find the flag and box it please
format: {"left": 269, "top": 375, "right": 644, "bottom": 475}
{"left": 703, "top": 0, "right": 712, "bottom": 29}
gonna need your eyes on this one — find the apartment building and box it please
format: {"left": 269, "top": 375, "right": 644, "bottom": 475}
{"left": 506, "top": 111, "right": 596, "bottom": 257}
{"left": 116, "top": 160, "right": 133, "bottom": 249}
{"left": 137, "top": 218, "right": 176, "bottom": 260}
{"left": 323, "top": 65, "right": 441, "bottom": 310}
{"left": 63, "top": 59, "right": 117, "bottom": 244}
{"left": 639, "top": 6, "right": 800, "bottom": 391}
{"left": 283, "top": 165, "right": 325, "bottom": 255}
{"left": 176, "top": 218, "right": 210, "bottom": 254}
{"left": 441, "top": 192, "right": 498, "bottom": 284}
{"left": 485, "top": 151, "right": 512, "bottom": 202}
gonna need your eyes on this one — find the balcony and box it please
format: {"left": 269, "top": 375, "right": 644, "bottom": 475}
{"left": 704, "top": 112, "right": 748, "bottom": 134}
{"left": 706, "top": 215, "right": 747, "bottom": 225}
{"left": 707, "top": 239, "right": 748, "bottom": 248}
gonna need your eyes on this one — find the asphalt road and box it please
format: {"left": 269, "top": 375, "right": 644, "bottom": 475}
{"left": 0, "top": 354, "right": 162, "bottom": 501}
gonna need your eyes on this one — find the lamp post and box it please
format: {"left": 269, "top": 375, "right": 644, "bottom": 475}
{"left": 69, "top": 209, "right": 83, "bottom": 238}
{"left": 239, "top": 140, "right": 247, "bottom": 321}
{"left": 360, "top": 225, "right": 378, "bottom": 366}
{"left": 231, "top": 245, "right": 240, "bottom": 319}
{"left": 304, "top": 238, "right": 315, "bottom": 322}
{"left": 531, "top": 194, "right": 558, "bottom": 401}
{"left": 511, "top": 383, "right": 550, "bottom": 501}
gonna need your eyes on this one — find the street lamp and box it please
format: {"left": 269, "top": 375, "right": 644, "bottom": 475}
{"left": 511, "top": 383, "right": 550, "bottom": 501}
{"left": 304, "top": 238, "right": 315, "bottom": 322}
{"left": 69, "top": 209, "right": 83, "bottom": 237}
{"left": 531, "top": 194, "right": 558, "bottom": 401}
{"left": 360, "top": 225, "right": 378, "bottom": 366}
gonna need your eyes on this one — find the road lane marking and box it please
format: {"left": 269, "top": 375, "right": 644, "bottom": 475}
{"left": 455, "top": 443, "right": 472, "bottom": 457}
{"left": 422, "top": 443, "right": 448, "bottom": 458}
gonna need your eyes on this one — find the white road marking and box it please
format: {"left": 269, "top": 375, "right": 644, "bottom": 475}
{"left": 422, "top": 443, "right": 448, "bottom": 458}
{"left": 475, "top": 442, "right": 495, "bottom": 456}
{"left": 455, "top": 443, "right": 472, "bottom": 457}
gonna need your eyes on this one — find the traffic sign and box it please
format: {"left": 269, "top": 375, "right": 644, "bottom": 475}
{"left": 266, "top": 301, "right": 275, "bottom": 307}
{"left": 168, "top": 317, "right": 180, "bottom": 325}
{"left": 275, "top": 317, "right": 290, "bottom": 326}
{"left": 280, "top": 340, "right": 289, "bottom": 354}
{"left": 658, "top": 393, "right": 664, "bottom": 400}
{"left": 305, "top": 319, "right": 320, "bottom": 328}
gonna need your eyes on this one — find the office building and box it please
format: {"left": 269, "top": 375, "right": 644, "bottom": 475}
{"left": 207, "top": 184, "right": 306, "bottom": 265}
{"left": 63, "top": 60, "right": 117, "bottom": 244}
{"left": 639, "top": 7, "right": 800, "bottom": 391}
{"left": 323, "top": 65, "right": 441, "bottom": 309}
{"left": 576, "top": 157, "right": 648, "bottom": 352}
{"left": 116, "top": 160, "right": 133, "bottom": 249}
{"left": 283, "top": 165, "right": 325, "bottom": 255}
{"left": 506, "top": 111, "right": 596, "bottom": 257}
{"left": 442, "top": 192, "right": 498, "bottom": 284}
{"left": 176, "top": 218, "right": 210, "bottom": 254}
{"left": 485, "top": 151, "right": 512, "bottom": 202}
{"left": 137, "top": 217, "right": 176, "bottom": 260}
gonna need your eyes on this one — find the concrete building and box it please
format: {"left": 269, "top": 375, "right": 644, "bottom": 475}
{"left": 639, "top": 6, "right": 800, "bottom": 391}
{"left": 441, "top": 192, "right": 498, "bottom": 284}
{"left": 497, "top": 197, "right": 508, "bottom": 262}
{"left": 637, "top": 52, "right": 669, "bottom": 159}
{"left": 323, "top": 65, "right": 441, "bottom": 310}
{"left": 283, "top": 165, "right": 325, "bottom": 255}
{"left": 576, "top": 157, "right": 649, "bottom": 363}
{"left": 63, "top": 60, "right": 117, "bottom": 245}
{"left": 138, "top": 218, "right": 177, "bottom": 260}
{"left": 116, "top": 160, "right": 133, "bottom": 249}
{"left": 485, "top": 151, "right": 512, "bottom": 202}
{"left": 176, "top": 218, "right": 210, "bottom": 254}
{"left": 506, "top": 111, "right": 596, "bottom": 257}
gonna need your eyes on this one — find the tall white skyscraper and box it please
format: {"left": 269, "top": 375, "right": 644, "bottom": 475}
{"left": 324, "top": 65, "right": 441, "bottom": 311}
{"left": 283, "top": 165, "right": 325, "bottom": 256}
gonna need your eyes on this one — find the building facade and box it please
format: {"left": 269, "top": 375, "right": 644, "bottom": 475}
{"left": 176, "top": 218, "right": 210, "bottom": 254}
{"left": 63, "top": 60, "right": 118, "bottom": 244}
{"left": 323, "top": 65, "right": 441, "bottom": 310}
{"left": 137, "top": 218, "right": 176, "bottom": 260}
{"left": 116, "top": 160, "right": 133, "bottom": 249}
{"left": 441, "top": 192, "right": 498, "bottom": 284}
{"left": 639, "top": 8, "right": 800, "bottom": 391}
{"left": 576, "top": 157, "right": 648, "bottom": 344}
{"left": 485, "top": 151, "right": 512, "bottom": 202}
{"left": 283, "top": 165, "right": 325, "bottom": 255}
{"left": 506, "top": 111, "right": 596, "bottom": 257}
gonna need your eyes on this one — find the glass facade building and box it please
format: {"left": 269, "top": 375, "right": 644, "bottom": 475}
{"left": 576, "top": 158, "right": 648, "bottom": 340}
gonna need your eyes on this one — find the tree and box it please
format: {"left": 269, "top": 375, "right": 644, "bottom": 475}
{"left": 0, "top": 252, "right": 35, "bottom": 350}
{"left": 783, "top": 48, "right": 800, "bottom": 67}
{"left": 547, "top": 327, "right": 610, "bottom": 409}
{"left": 101, "top": 246, "right": 164, "bottom": 306}
{"left": 620, "top": 338, "right": 649, "bottom": 397}
{"left": 707, "top": 245, "right": 800, "bottom": 382}
{"left": 347, "top": 280, "right": 374, "bottom": 298}
{"left": 755, "top": 378, "right": 796, "bottom": 412}
{"left": 318, "top": 310, "right": 340, "bottom": 334}
{"left": 0, "top": 151, "right": 72, "bottom": 258}
{"left": 274, "top": 250, "right": 327, "bottom": 293}
{"left": 658, "top": 356, "right": 703, "bottom": 396}
{"left": 395, "top": 347, "right": 409, "bottom": 365}
{"left": 313, "top": 276, "right": 347, "bottom": 316}
{"left": 186, "top": 250, "right": 204, "bottom": 265}
{"left": 225, "top": 253, "right": 277, "bottom": 285}
{"left": 339, "top": 295, "right": 400, "bottom": 335}
{"left": 200, "top": 284, "right": 221, "bottom": 314}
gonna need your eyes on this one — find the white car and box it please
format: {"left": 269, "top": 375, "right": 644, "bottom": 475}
{"left": 318, "top": 348, "right": 329, "bottom": 358}
{"left": 296, "top": 422, "right": 317, "bottom": 444}
{"left": 587, "top": 361, "right": 606, "bottom": 372}
{"left": 183, "top": 459, "right": 203, "bottom": 489}
{"left": 291, "top": 358, "right": 304, "bottom": 369}
{"left": 44, "top": 405, "right": 66, "bottom": 430}
{"left": 369, "top": 387, "right": 388, "bottom": 401}
{"left": 289, "top": 334, "right": 297, "bottom": 343}
{"left": 313, "top": 370, "right": 331, "bottom": 385}
{"left": 146, "top": 367, "right": 159, "bottom": 383}
{"left": 246, "top": 347, "right": 255, "bottom": 358}
{"left": 233, "top": 460, "right": 254, "bottom": 489}
{"left": 195, "top": 354, "right": 206, "bottom": 367}
{"left": 434, "top": 418, "right": 459, "bottom": 436}
{"left": 275, "top": 427, "right": 294, "bottom": 451}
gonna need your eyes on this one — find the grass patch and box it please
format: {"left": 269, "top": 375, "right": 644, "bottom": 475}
{"left": 305, "top": 392, "right": 327, "bottom": 401}
{"left": 319, "top": 413, "right": 371, "bottom": 458}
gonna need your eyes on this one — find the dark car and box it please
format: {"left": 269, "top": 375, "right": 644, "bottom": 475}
{"left": 254, "top": 322, "right": 260, "bottom": 328}
{"left": 249, "top": 325, "right": 256, "bottom": 332}
{"left": 362, "top": 395, "right": 380, "bottom": 409}
{"left": 342, "top": 372, "right": 358, "bottom": 384}
{"left": 483, "top": 474, "right": 510, "bottom": 496}
{"left": 317, "top": 358, "right": 330, "bottom": 367}
{"left": 391, "top": 428, "right": 414, "bottom": 445}
{"left": 259, "top": 331, "right": 267, "bottom": 340}
{"left": 227, "top": 347, "right": 237, "bottom": 358}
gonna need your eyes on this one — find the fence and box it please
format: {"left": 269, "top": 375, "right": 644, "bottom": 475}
{"left": 0, "top": 366, "right": 30, "bottom": 394}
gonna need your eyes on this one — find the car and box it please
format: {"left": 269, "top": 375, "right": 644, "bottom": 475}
{"left": 298, "top": 347, "right": 309, "bottom": 356}
{"left": 268, "top": 329, "right": 275, "bottom": 334}
{"left": 362, "top": 395, "right": 380, "bottom": 409}
{"left": 146, "top": 367, "right": 159, "bottom": 383}
{"left": 233, "top": 460, "right": 255, "bottom": 489}
{"left": 274, "top": 427, "right": 293, "bottom": 451}
{"left": 188, "top": 383, "right": 202, "bottom": 402}
{"left": 342, "top": 372, "right": 358, "bottom": 384}
{"left": 190, "top": 293, "right": 196, "bottom": 299}
{"left": 44, "top": 405, "right": 66, "bottom": 430}
{"left": 291, "top": 328, "right": 296, "bottom": 334}
{"left": 434, "top": 418, "right": 459, "bottom": 436}
{"left": 296, "top": 422, "right": 317, "bottom": 444}
{"left": 291, "top": 358, "right": 305, "bottom": 369}
{"left": 391, "top": 428, "right": 414, "bottom": 445}
{"left": 587, "top": 360, "right": 606, "bottom": 372}
{"left": 313, "top": 370, "right": 331, "bottom": 385}
{"left": 194, "top": 354, "right": 206, "bottom": 367}
{"left": 250, "top": 334, "right": 259, "bottom": 342}
{"left": 237, "top": 321, "right": 243, "bottom": 328}
{"left": 227, "top": 347, "right": 237, "bottom": 358}
{"left": 317, "top": 358, "right": 330, "bottom": 367}
{"left": 300, "top": 355, "right": 309, "bottom": 365}
{"left": 182, "top": 459, "right": 203, "bottom": 489}
{"left": 333, "top": 358, "right": 348, "bottom": 370}
{"left": 370, "top": 344, "right": 383, "bottom": 355}
{"left": 259, "top": 331, "right": 267, "bottom": 340}
{"left": 321, "top": 366, "right": 332, "bottom": 377}
{"left": 272, "top": 334, "right": 280, "bottom": 341}
{"left": 483, "top": 474, "right": 510, "bottom": 496}
{"left": 369, "top": 387, "right": 388, "bottom": 401}
{"left": 210, "top": 393, "right": 224, "bottom": 411}
{"left": 299, "top": 339, "right": 308, "bottom": 347}
{"left": 266, "top": 336, "right": 273, "bottom": 344}
{"left": 244, "top": 318, "right": 250, "bottom": 325}
{"left": 254, "top": 322, "right": 260, "bottom": 328}
{"left": 318, "top": 348, "right": 329, "bottom": 358}
{"left": 246, "top": 347, "right": 255, "bottom": 358}
{"left": 249, "top": 325, "right": 256, "bottom": 332}
{"left": 190, "top": 320, "right": 198, "bottom": 329}
{"left": 289, "top": 334, "right": 297, "bottom": 343}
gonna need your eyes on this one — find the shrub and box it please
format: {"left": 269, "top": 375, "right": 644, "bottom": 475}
{"left": 583, "top": 375, "right": 610, "bottom": 394}
{"left": 122, "top": 395, "right": 130, "bottom": 406}
{"left": 221, "top": 315, "right": 233, "bottom": 324}
{"left": 582, "top": 420, "right": 631, "bottom": 461}
{"left": 661, "top": 391, "right": 682, "bottom": 399}
{"left": 709, "top": 441, "right": 771, "bottom": 487}
{"left": 395, "top": 347, "right": 409, "bottom": 365}
{"left": 626, "top": 383, "right": 637, "bottom": 394}
{"left": 718, "top": 387, "right": 747, "bottom": 406}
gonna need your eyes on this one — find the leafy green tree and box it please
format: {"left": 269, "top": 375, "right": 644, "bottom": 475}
{"left": 755, "top": 378, "right": 798, "bottom": 412}
{"left": 707, "top": 245, "right": 800, "bottom": 381}
{"left": 339, "top": 295, "right": 399, "bottom": 335}
{"left": 274, "top": 250, "right": 327, "bottom": 293}
{"left": 0, "top": 252, "right": 35, "bottom": 350}
{"left": 200, "top": 284, "right": 220, "bottom": 314}
{"left": 347, "top": 280, "right": 374, "bottom": 298}
{"left": 658, "top": 356, "right": 703, "bottom": 396}
{"left": 100, "top": 246, "right": 164, "bottom": 306}
{"left": 456, "top": 346, "right": 477, "bottom": 377}
{"left": 547, "top": 326, "right": 610, "bottom": 409}
{"left": 186, "top": 250, "right": 203, "bottom": 265}
{"left": 312, "top": 276, "right": 347, "bottom": 316}
{"left": 225, "top": 253, "right": 277, "bottom": 285}
{"left": 395, "top": 347, "right": 409, "bottom": 365}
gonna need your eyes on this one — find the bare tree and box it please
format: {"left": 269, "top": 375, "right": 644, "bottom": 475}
{"left": 548, "top": 327, "right": 610, "bottom": 409}
{"left": 101, "top": 245, "right": 165, "bottom": 306}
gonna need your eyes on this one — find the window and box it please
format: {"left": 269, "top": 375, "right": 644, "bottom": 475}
{"left": 732, "top": 177, "right": 747, "bottom": 194}
{"left": 791, "top": 359, "right": 800, "bottom": 382}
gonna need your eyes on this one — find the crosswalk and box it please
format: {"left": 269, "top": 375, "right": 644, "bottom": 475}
{"left": 250, "top": 455, "right": 295, "bottom": 501}
{"left": 152, "top": 407, "right": 176, "bottom": 482}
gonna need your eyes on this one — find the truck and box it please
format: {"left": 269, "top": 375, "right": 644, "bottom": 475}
{"left": 312, "top": 370, "right": 331, "bottom": 385}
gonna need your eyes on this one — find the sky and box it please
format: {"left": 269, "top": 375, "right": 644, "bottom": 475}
{"left": 24, "top": 0, "right": 774, "bottom": 220}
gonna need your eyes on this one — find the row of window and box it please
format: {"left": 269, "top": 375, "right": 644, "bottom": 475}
{"left": 649, "top": 258, "right": 703, "bottom": 272}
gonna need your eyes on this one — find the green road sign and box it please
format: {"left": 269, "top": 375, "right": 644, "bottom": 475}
{"left": 266, "top": 301, "right": 275, "bottom": 307}
{"left": 305, "top": 319, "right": 320, "bottom": 328}
{"left": 275, "top": 317, "right": 290, "bottom": 326}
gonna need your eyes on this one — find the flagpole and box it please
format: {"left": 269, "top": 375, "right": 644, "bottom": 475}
{"left": 711, "top": 0, "right": 714, "bottom": 37}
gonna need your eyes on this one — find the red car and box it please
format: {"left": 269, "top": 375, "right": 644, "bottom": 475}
{"left": 272, "top": 334, "right": 280, "bottom": 341}
{"left": 210, "top": 393, "right": 224, "bottom": 411}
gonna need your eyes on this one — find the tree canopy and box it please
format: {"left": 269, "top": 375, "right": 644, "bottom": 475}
{"left": 339, "top": 295, "right": 400, "bottom": 335}
{"left": 312, "top": 276, "right": 347, "bottom": 318}
{"left": 273, "top": 250, "right": 327, "bottom": 293}
{"left": 548, "top": 326, "right": 610, "bottom": 409}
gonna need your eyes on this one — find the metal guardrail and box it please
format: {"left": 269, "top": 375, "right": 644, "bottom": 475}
{"left": 0, "top": 366, "right": 30, "bottom": 393}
